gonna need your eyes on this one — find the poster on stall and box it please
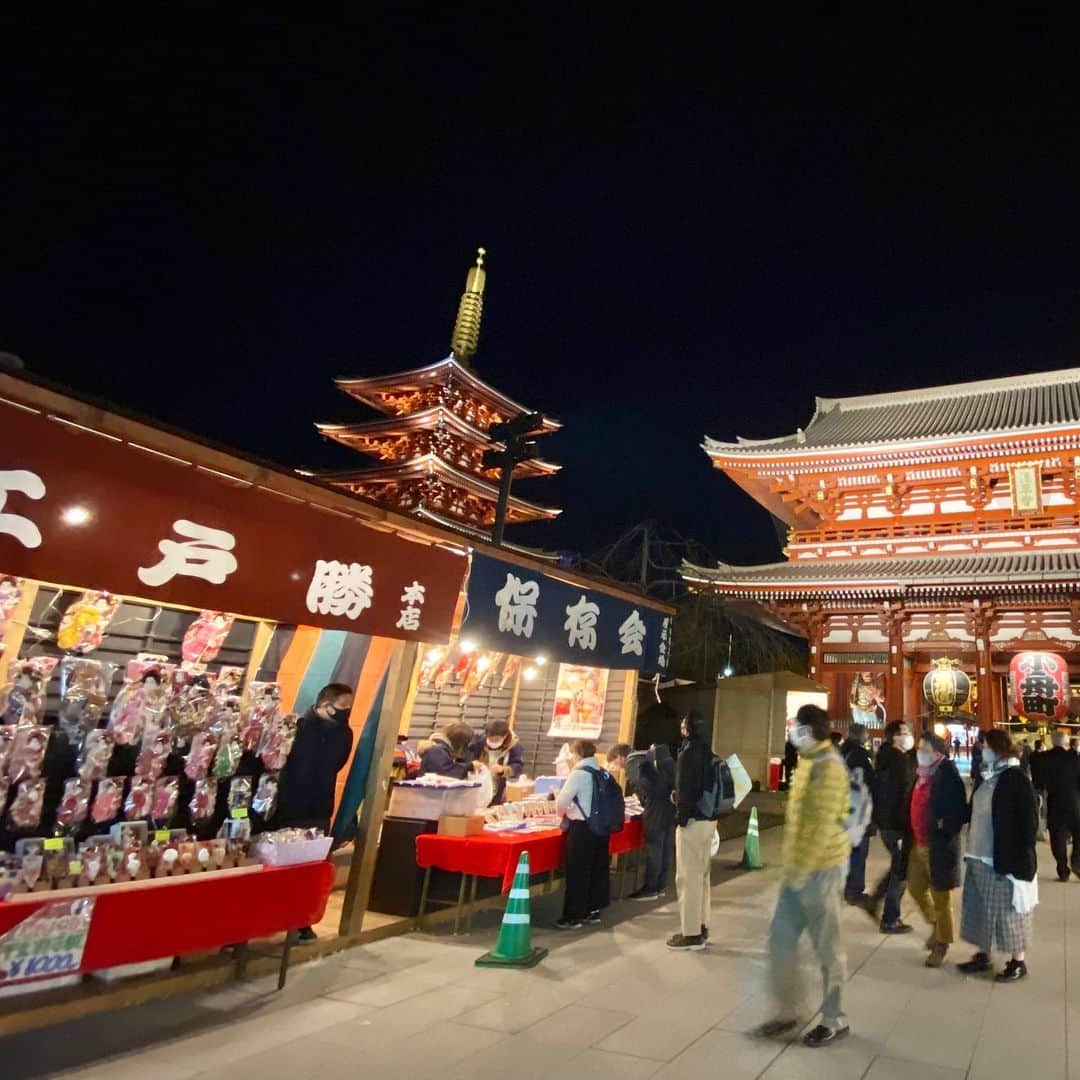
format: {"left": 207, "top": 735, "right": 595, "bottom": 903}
{"left": 548, "top": 664, "right": 608, "bottom": 739}
{"left": 0, "top": 897, "right": 95, "bottom": 986}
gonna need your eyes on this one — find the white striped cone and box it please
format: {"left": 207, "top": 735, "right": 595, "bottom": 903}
{"left": 740, "top": 805, "right": 763, "bottom": 869}
{"left": 476, "top": 851, "right": 548, "bottom": 968}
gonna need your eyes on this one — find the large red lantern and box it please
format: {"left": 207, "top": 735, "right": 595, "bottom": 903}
{"left": 1009, "top": 651, "right": 1070, "bottom": 720}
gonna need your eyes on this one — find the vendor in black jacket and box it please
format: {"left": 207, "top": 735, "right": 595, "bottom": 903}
{"left": 841, "top": 722, "right": 876, "bottom": 904}
{"left": 1039, "top": 730, "right": 1080, "bottom": 881}
{"left": 861, "top": 719, "right": 916, "bottom": 934}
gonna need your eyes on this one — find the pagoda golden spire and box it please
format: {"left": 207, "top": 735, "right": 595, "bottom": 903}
{"left": 450, "top": 247, "right": 486, "bottom": 367}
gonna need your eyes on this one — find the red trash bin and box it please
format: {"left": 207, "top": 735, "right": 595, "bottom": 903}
{"left": 768, "top": 757, "right": 782, "bottom": 792}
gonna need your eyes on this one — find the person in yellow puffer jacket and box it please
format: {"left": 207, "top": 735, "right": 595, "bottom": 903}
{"left": 757, "top": 703, "right": 851, "bottom": 1050}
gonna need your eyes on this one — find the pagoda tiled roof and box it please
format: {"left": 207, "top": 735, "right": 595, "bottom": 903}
{"left": 320, "top": 454, "right": 561, "bottom": 520}
{"left": 681, "top": 550, "right": 1080, "bottom": 595}
{"left": 706, "top": 366, "right": 1080, "bottom": 456}
{"left": 334, "top": 356, "right": 561, "bottom": 433}
{"left": 315, "top": 407, "right": 560, "bottom": 476}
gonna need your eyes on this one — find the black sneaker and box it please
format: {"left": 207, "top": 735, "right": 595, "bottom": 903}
{"left": 1058, "top": 873, "right": 1071, "bottom": 883}
{"left": 957, "top": 951, "right": 992, "bottom": 974}
{"left": 803, "top": 1023, "right": 850, "bottom": 1048}
{"left": 995, "top": 959, "right": 1028, "bottom": 982}
{"left": 880, "top": 920, "right": 914, "bottom": 935}
{"left": 628, "top": 887, "right": 661, "bottom": 901}
{"left": 297, "top": 926, "right": 317, "bottom": 943}
{"left": 666, "top": 933, "right": 706, "bottom": 951}
{"left": 583, "top": 910, "right": 601, "bottom": 925}
{"left": 700, "top": 924, "right": 709, "bottom": 943}
{"left": 554, "top": 918, "right": 584, "bottom": 930}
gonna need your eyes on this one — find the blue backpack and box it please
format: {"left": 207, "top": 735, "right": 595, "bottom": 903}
{"left": 575, "top": 766, "right": 626, "bottom": 837}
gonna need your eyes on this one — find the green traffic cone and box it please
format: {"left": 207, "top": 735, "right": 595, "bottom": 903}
{"left": 475, "top": 851, "right": 548, "bottom": 969}
{"left": 739, "top": 805, "right": 764, "bottom": 870}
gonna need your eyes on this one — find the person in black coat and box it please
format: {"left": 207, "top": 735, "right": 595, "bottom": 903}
{"left": 861, "top": 719, "right": 916, "bottom": 933}
{"left": 418, "top": 722, "right": 474, "bottom": 779}
{"left": 841, "top": 722, "right": 875, "bottom": 904}
{"left": 274, "top": 682, "right": 355, "bottom": 942}
{"left": 906, "top": 733, "right": 967, "bottom": 967}
{"left": 958, "top": 728, "right": 1038, "bottom": 981}
{"left": 628, "top": 742, "right": 677, "bottom": 900}
{"left": 276, "top": 683, "right": 355, "bottom": 834}
{"left": 1039, "top": 731, "right": 1080, "bottom": 881}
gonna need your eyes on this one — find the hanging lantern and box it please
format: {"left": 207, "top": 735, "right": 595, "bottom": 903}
{"left": 922, "top": 658, "right": 971, "bottom": 716}
{"left": 1009, "top": 651, "right": 1070, "bottom": 720}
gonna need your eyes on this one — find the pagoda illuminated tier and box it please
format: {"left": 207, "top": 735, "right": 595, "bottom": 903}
{"left": 684, "top": 367, "right": 1080, "bottom": 728}
{"left": 317, "top": 250, "right": 561, "bottom": 535}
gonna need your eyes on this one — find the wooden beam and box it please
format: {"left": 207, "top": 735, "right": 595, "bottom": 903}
{"left": 243, "top": 620, "right": 275, "bottom": 685}
{"left": 617, "top": 669, "right": 638, "bottom": 746}
{"left": 338, "top": 640, "right": 419, "bottom": 937}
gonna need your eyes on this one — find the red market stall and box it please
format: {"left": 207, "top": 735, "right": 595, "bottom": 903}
{"left": 0, "top": 372, "right": 468, "bottom": 1013}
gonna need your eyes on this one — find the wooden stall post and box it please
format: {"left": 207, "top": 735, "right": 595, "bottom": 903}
{"left": 338, "top": 640, "right": 419, "bottom": 937}
{"left": 617, "top": 669, "right": 637, "bottom": 746}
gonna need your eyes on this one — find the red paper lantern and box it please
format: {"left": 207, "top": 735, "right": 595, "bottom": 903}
{"left": 1009, "top": 651, "right": 1070, "bottom": 720}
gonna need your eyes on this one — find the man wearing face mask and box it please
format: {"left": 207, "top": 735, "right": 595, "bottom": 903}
{"left": 858, "top": 720, "right": 916, "bottom": 934}
{"left": 274, "top": 682, "right": 355, "bottom": 941}
{"left": 757, "top": 704, "right": 851, "bottom": 1048}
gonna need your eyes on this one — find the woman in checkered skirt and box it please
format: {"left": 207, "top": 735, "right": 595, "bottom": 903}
{"left": 958, "top": 728, "right": 1039, "bottom": 982}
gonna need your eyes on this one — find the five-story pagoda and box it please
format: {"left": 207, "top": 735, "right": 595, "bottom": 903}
{"left": 316, "top": 250, "right": 561, "bottom": 538}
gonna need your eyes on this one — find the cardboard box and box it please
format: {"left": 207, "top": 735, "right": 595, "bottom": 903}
{"left": 438, "top": 813, "right": 485, "bottom": 837}
{"left": 504, "top": 780, "right": 535, "bottom": 803}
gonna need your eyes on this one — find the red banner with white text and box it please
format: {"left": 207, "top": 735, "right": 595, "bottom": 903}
{"left": 0, "top": 401, "right": 466, "bottom": 642}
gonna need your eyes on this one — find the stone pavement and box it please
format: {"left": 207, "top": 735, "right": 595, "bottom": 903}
{"left": 7, "top": 825, "right": 1080, "bottom": 1079}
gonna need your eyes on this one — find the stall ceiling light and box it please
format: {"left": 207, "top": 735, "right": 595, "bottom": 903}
{"left": 60, "top": 505, "right": 92, "bottom": 526}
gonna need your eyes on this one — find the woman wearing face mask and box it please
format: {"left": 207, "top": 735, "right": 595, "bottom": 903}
{"left": 418, "top": 722, "right": 475, "bottom": 779}
{"left": 906, "top": 733, "right": 966, "bottom": 967}
{"left": 957, "top": 729, "right": 1039, "bottom": 981}
{"left": 468, "top": 719, "right": 525, "bottom": 804}
{"left": 859, "top": 720, "right": 916, "bottom": 934}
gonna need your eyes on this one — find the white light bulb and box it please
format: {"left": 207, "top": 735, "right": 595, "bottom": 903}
{"left": 523, "top": 666, "right": 538, "bottom": 681}
{"left": 460, "top": 639, "right": 477, "bottom": 654}
{"left": 60, "top": 505, "right": 92, "bottom": 527}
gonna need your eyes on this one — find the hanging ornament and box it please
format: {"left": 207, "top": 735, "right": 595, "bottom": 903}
{"left": 181, "top": 611, "right": 234, "bottom": 664}
{"left": 1009, "top": 651, "right": 1070, "bottom": 720}
{"left": 500, "top": 654, "right": 521, "bottom": 690}
{"left": 922, "top": 658, "right": 971, "bottom": 716}
{"left": 57, "top": 591, "right": 121, "bottom": 654}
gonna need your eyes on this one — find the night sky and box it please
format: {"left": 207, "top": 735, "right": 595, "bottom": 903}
{"left": 4, "top": 13, "right": 1079, "bottom": 567}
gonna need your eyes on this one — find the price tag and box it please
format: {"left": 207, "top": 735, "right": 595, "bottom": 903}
{"left": 154, "top": 829, "right": 171, "bottom": 843}
{"left": 43, "top": 837, "right": 64, "bottom": 852}
{"left": 68, "top": 859, "right": 83, "bottom": 876}
{"left": 230, "top": 807, "right": 249, "bottom": 820}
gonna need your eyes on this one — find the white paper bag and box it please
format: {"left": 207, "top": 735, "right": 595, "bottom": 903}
{"left": 726, "top": 753, "right": 752, "bottom": 809}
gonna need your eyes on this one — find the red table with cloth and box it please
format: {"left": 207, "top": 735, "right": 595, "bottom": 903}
{"left": 415, "top": 816, "right": 645, "bottom": 892}
{"left": 0, "top": 861, "right": 333, "bottom": 978}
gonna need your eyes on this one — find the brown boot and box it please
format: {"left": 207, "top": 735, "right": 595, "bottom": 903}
{"left": 926, "top": 943, "right": 948, "bottom": 968}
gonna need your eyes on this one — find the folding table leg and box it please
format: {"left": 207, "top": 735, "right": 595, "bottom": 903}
{"left": 233, "top": 940, "right": 250, "bottom": 980}
{"left": 417, "top": 867, "right": 432, "bottom": 930}
{"left": 452, "top": 872, "right": 467, "bottom": 935}
{"left": 546, "top": 869, "right": 555, "bottom": 894}
{"left": 466, "top": 875, "right": 479, "bottom": 934}
{"left": 278, "top": 930, "right": 296, "bottom": 991}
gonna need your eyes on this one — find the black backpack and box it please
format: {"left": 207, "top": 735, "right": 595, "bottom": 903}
{"left": 696, "top": 755, "right": 736, "bottom": 819}
{"left": 575, "top": 766, "right": 626, "bottom": 837}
